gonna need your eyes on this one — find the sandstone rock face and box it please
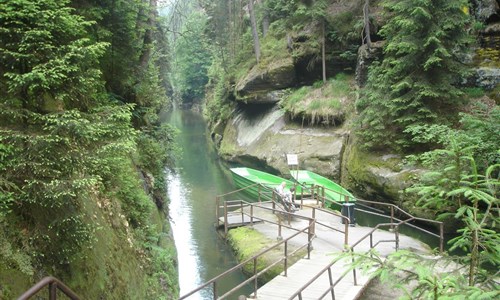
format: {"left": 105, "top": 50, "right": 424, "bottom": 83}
{"left": 219, "top": 106, "right": 347, "bottom": 180}
{"left": 475, "top": 67, "right": 500, "bottom": 90}
{"left": 216, "top": 104, "right": 437, "bottom": 220}
{"left": 235, "top": 58, "right": 296, "bottom": 103}
{"left": 473, "top": 0, "right": 499, "bottom": 22}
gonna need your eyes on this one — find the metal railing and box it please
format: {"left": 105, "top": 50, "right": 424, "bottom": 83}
{"left": 17, "top": 276, "right": 80, "bottom": 300}
{"left": 210, "top": 182, "right": 444, "bottom": 300}
{"left": 178, "top": 216, "right": 315, "bottom": 299}
{"left": 288, "top": 188, "right": 445, "bottom": 300}
{"left": 313, "top": 185, "right": 444, "bottom": 252}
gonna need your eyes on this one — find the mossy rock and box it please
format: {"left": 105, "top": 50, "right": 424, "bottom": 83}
{"left": 343, "top": 141, "right": 410, "bottom": 200}
{"left": 235, "top": 57, "right": 296, "bottom": 98}
{"left": 227, "top": 227, "right": 305, "bottom": 284}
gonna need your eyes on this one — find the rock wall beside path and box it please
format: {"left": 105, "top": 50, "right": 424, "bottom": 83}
{"left": 219, "top": 105, "right": 348, "bottom": 180}
{"left": 215, "top": 105, "right": 431, "bottom": 221}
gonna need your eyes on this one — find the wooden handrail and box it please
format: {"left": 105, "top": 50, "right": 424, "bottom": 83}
{"left": 18, "top": 276, "right": 80, "bottom": 300}
{"left": 179, "top": 221, "right": 314, "bottom": 299}
{"left": 214, "top": 183, "right": 445, "bottom": 299}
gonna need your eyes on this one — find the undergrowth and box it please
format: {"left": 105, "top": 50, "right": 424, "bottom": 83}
{"left": 281, "top": 73, "right": 354, "bottom": 126}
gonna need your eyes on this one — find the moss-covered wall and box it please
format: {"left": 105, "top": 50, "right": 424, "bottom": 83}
{"left": 0, "top": 177, "right": 178, "bottom": 300}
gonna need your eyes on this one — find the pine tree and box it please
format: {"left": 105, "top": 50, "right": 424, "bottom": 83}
{"left": 0, "top": 0, "right": 136, "bottom": 264}
{"left": 356, "top": 0, "right": 473, "bottom": 151}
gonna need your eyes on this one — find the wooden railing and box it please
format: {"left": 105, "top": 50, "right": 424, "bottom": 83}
{"left": 207, "top": 182, "right": 444, "bottom": 300}
{"left": 17, "top": 276, "right": 80, "bottom": 300}
{"left": 288, "top": 188, "right": 444, "bottom": 300}
{"left": 313, "top": 185, "right": 444, "bottom": 252}
{"left": 178, "top": 217, "right": 315, "bottom": 299}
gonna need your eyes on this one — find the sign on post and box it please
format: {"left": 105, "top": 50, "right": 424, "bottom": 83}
{"left": 286, "top": 154, "right": 298, "bottom": 166}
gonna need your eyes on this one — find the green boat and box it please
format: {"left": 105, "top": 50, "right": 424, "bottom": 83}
{"left": 230, "top": 167, "right": 304, "bottom": 199}
{"left": 290, "top": 170, "right": 356, "bottom": 203}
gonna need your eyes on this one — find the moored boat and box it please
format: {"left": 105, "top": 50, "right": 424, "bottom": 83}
{"left": 230, "top": 167, "right": 304, "bottom": 199}
{"left": 290, "top": 170, "right": 355, "bottom": 203}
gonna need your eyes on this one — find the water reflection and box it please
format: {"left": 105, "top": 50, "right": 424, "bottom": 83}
{"left": 163, "top": 109, "right": 251, "bottom": 299}
{"left": 167, "top": 170, "right": 205, "bottom": 299}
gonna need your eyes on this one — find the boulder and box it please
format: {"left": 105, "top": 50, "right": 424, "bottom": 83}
{"left": 235, "top": 57, "right": 296, "bottom": 101}
{"left": 475, "top": 67, "right": 500, "bottom": 90}
{"left": 341, "top": 138, "right": 435, "bottom": 220}
{"left": 472, "top": 0, "right": 499, "bottom": 22}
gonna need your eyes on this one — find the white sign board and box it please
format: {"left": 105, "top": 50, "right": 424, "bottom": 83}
{"left": 286, "top": 154, "right": 298, "bottom": 166}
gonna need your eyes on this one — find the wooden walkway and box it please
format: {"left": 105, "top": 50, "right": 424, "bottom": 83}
{"left": 253, "top": 250, "right": 370, "bottom": 300}
{"left": 217, "top": 212, "right": 263, "bottom": 228}
{"left": 242, "top": 204, "right": 430, "bottom": 300}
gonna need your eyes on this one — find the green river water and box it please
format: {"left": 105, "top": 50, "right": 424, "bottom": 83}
{"left": 162, "top": 109, "right": 252, "bottom": 299}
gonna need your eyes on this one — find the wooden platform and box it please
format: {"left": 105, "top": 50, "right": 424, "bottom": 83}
{"left": 252, "top": 250, "right": 370, "bottom": 300}
{"left": 217, "top": 212, "right": 262, "bottom": 228}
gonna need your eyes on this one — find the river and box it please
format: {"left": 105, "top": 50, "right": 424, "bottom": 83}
{"left": 161, "top": 108, "right": 442, "bottom": 300}
{"left": 162, "top": 109, "right": 252, "bottom": 299}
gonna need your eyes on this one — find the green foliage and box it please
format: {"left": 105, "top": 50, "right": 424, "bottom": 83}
{"left": 403, "top": 124, "right": 499, "bottom": 290}
{"left": 281, "top": 74, "right": 353, "bottom": 125}
{"left": 464, "top": 87, "right": 486, "bottom": 98}
{"left": 0, "top": 0, "right": 178, "bottom": 297}
{"left": 405, "top": 102, "right": 500, "bottom": 171}
{"left": 171, "top": 10, "right": 212, "bottom": 105}
{"left": 356, "top": 0, "right": 474, "bottom": 151}
{"left": 0, "top": 0, "right": 109, "bottom": 112}
{"left": 135, "top": 56, "right": 171, "bottom": 126}
{"left": 407, "top": 142, "right": 499, "bottom": 282}
{"left": 343, "top": 103, "right": 499, "bottom": 297}
{"left": 346, "top": 249, "right": 500, "bottom": 299}
{"left": 0, "top": 105, "right": 137, "bottom": 264}
{"left": 0, "top": 226, "right": 34, "bottom": 277}
{"left": 204, "top": 56, "right": 234, "bottom": 125}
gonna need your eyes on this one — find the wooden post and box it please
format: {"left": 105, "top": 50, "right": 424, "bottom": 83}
{"left": 250, "top": 205, "right": 254, "bottom": 226}
{"left": 440, "top": 223, "right": 444, "bottom": 253}
{"left": 390, "top": 205, "right": 394, "bottom": 231}
{"left": 395, "top": 225, "right": 400, "bottom": 251}
{"left": 328, "top": 268, "right": 335, "bottom": 299}
{"left": 351, "top": 249, "right": 358, "bottom": 285}
{"left": 284, "top": 241, "right": 288, "bottom": 276}
{"left": 253, "top": 258, "right": 258, "bottom": 297}
{"left": 215, "top": 196, "right": 220, "bottom": 225}
{"left": 344, "top": 220, "right": 349, "bottom": 248}
{"left": 49, "top": 283, "right": 57, "bottom": 300}
{"left": 224, "top": 201, "right": 228, "bottom": 237}
{"left": 278, "top": 218, "right": 282, "bottom": 240}
{"left": 240, "top": 201, "right": 244, "bottom": 224}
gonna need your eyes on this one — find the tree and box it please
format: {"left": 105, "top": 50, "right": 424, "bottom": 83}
{"left": 356, "top": 0, "right": 473, "bottom": 150}
{"left": 344, "top": 148, "right": 499, "bottom": 298}
{"left": 363, "top": 0, "right": 372, "bottom": 48}
{"left": 0, "top": 0, "right": 142, "bottom": 264}
{"left": 248, "top": 0, "right": 262, "bottom": 63}
{"left": 343, "top": 103, "right": 499, "bottom": 297}
{"left": 170, "top": 10, "right": 212, "bottom": 105}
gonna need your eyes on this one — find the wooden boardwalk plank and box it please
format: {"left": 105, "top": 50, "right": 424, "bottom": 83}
{"left": 218, "top": 202, "right": 430, "bottom": 300}
{"left": 218, "top": 213, "right": 263, "bottom": 228}
{"left": 253, "top": 250, "right": 370, "bottom": 300}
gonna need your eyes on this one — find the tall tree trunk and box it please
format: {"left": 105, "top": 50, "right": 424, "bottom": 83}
{"left": 261, "top": 0, "right": 269, "bottom": 37}
{"left": 140, "top": 0, "right": 157, "bottom": 68}
{"left": 321, "top": 19, "right": 326, "bottom": 83}
{"left": 248, "top": 0, "right": 261, "bottom": 63}
{"left": 363, "top": 0, "right": 372, "bottom": 48}
{"left": 262, "top": 11, "right": 269, "bottom": 37}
